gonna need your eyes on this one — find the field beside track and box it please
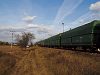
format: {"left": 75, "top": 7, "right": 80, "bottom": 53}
{"left": 0, "top": 46, "right": 100, "bottom": 75}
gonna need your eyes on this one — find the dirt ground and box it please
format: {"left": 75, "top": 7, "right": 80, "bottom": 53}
{"left": 0, "top": 46, "right": 100, "bottom": 75}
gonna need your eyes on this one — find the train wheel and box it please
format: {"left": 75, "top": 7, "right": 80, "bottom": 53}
{"left": 90, "top": 48, "right": 96, "bottom": 52}
{"left": 82, "top": 47, "right": 87, "bottom": 51}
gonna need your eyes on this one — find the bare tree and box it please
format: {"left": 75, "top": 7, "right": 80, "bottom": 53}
{"left": 16, "top": 32, "right": 35, "bottom": 48}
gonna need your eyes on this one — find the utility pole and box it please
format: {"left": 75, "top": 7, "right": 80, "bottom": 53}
{"left": 62, "top": 23, "right": 64, "bottom": 33}
{"left": 10, "top": 31, "right": 15, "bottom": 48}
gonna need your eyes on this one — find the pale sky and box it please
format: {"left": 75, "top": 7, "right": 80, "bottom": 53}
{"left": 0, "top": 0, "right": 100, "bottom": 42}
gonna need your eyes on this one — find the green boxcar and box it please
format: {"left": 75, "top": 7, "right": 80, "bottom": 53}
{"left": 61, "top": 20, "right": 100, "bottom": 49}
{"left": 37, "top": 20, "right": 100, "bottom": 51}
{"left": 44, "top": 34, "right": 61, "bottom": 47}
{"left": 93, "top": 21, "right": 100, "bottom": 48}
{"left": 38, "top": 34, "right": 59, "bottom": 47}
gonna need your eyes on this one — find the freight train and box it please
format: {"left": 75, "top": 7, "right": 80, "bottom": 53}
{"left": 36, "top": 20, "right": 100, "bottom": 52}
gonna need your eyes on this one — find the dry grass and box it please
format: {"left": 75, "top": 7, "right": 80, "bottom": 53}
{"left": 0, "top": 45, "right": 30, "bottom": 75}
{"left": 0, "top": 46, "right": 100, "bottom": 75}
{"left": 34, "top": 47, "right": 100, "bottom": 75}
{"left": 0, "top": 51, "right": 16, "bottom": 75}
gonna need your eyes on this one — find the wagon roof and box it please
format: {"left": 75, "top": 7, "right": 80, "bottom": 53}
{"left": 61, "top": 20, "right": 100, "bottom": 37}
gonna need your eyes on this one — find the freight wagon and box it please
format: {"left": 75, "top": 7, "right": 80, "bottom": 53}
{"left": 36, "top": 20, "right": 100, "bottom": 51}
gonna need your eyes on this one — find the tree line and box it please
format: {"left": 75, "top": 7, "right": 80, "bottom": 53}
{"left": 16, "top": 32, "right": 35, "bottom": 48}
{"left": 0, "top": 41, "right": 9, "bottom": 45}
{"left": 0, "top": 32, "right": 35, "bottom": 48}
